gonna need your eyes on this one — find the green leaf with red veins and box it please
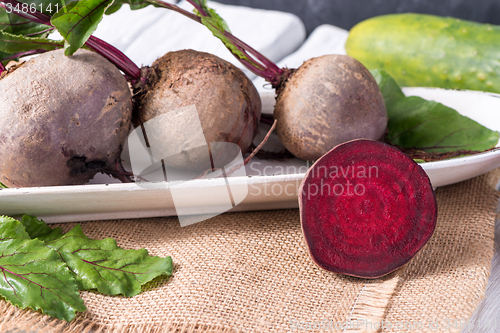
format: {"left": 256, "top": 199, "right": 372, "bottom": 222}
{"left": 48, "top": 225, "right": 172, "bottom": 296}
{"left": 198, "top": 8, "right": 249, "bottom": 62}
{"left": 0, "top": 216, "right": 86, "bottom": 321}
{"left": 0, "top": 50, "right": 15, "bottom": 65}
{"left": 190, "top": 0, "right": 208, "bottom": 12}
{"left": 0, "top": 0, "right": 73, "bottom": 36}
{"left": 20, "top": 216, "right": 173, "bottom": 297}
{"left": 20, "top": 215, "right": 63, "bottom": 242}
{"left": 371, "top": 69, "right": 499, "bottom": 152}
{"left": 51, "top": 0, "right": 113, "bottom": 56}
{"left": 105, "top": 0, "right": 153, "bottom": 14}
{"left": 0, "top": 30, "right": 63, "bottom": 53}
{"left": 0, "top": 7, "right": 49, "bottom": 37}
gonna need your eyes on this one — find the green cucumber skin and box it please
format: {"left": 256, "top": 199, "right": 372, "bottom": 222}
{"left": 345, "top": 13, "right": 500, "bottom": 93}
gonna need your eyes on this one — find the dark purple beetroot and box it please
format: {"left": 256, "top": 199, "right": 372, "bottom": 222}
{"left": 299, "top": 139, "right": 437, "bottom": 279}
{"left": 0, "top": 49, "right": 132, "bottom": 187}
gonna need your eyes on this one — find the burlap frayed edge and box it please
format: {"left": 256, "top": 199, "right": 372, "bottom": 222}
{"left": 344, "top": 270, "right": 403, "bottom": 332}
{"left": 0, "top": 283, "right": 240, "bottom": 333}
{"left": 0, "top": 300, "right": 238, "bottom": 333}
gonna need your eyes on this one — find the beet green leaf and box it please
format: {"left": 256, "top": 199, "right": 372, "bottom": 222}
{"left": 187, "top": 1, "right": 249, "bottom": 63}
{"left": 199, "top": 11, "right": 248, "bottom": 62}
{"left": 51, "top": 0, "right": 113, "bottom": 56}
{"left": 21, "top": 216, "right": 173, "bottom": 297}
{"left": 0, "top": 50, "right": 14, "bottom": 65}
{"left": 0, "top": 7, "right": 50, "bottom": 37}
{"left": 0, "top": 30, "right": 62, "bottom": 53}
{"left": 0, "top": 216, "right": 86, "bottom": 321}
{"left": 105, "top": 0, "right": 152, "bottom": 15}
{"left": 371, "top": 69, "right": 499, "bottom": 152}
{"left": 20, "top": 214, "right": 63, "bottom": 241}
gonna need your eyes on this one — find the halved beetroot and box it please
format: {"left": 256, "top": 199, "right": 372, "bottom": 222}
{"left": 299, "top": 139, "right": 437, "bottom": 279}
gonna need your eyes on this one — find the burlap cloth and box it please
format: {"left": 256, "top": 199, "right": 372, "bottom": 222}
{"left": 1, "top": 169, "right": 500, "bottom": 333}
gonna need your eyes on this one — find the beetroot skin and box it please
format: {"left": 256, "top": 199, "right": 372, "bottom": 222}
{"left": 137, "top": 49, "right": 261, "bottom": 171}
{"left": 275, "top": 55, "right": 387, "bottom": 161}
{"left": 299, "top": 139, "right": 437, "bottom": 279}
{"left": 0, "top": 49, "right": 132, "bottom": 187}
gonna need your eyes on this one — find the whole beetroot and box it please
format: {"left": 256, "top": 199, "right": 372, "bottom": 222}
{"left": 154, "top": 2, "right": 388, "bottom": 162}
{"left": 0, "top": 49, "right": 132, "bottom": 187}
{"left": 275, "top": 55, "right": 387, "bottom": 161}
{"left": 137, "top": 49, "right": 261, "bottom": 171}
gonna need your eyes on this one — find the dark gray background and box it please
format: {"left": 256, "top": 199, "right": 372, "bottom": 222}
{"left": 215, "top": 0, "right": 500, "bottom": 35}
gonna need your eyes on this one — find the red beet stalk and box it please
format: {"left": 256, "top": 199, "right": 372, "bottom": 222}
{"left": 2, "top": 0, "right": 142, "bottom": 83}
{"left": 150, "top": 0, "right": 291, "bottom": 89}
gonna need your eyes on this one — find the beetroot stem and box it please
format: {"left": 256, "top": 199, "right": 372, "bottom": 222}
{"left": 149, "top": 0, "right": 202, "bottom": 22}
{"left": 186, "top": 0, "right": 208, "bottom": 16}
{"left": 194, "top": 120, "right": 278, "bottom": 179}
{"left": 3, "top": 0, "right": 142, "bottom": 81}
{"left": 222, "top": 31, "right": 283, "bottom": 86}
{"left": 222, "top": 32, "right": 281, "bottom": 74}
{"left": 146, "top": 0, "right": 287, "bottom": 87}
{"left": 1, "top": 49, "right": 48, "bottom": 62}
{"left": 25, "top": 27, "right": 56, "bottom": 37}
{"left": 238, "top": 57, "right": 266, "bottom": 76}
{"left": 225, "top": 120, "right": 277, "bottom": 176}
{"left": 173, "top": 0, "right": 288, "bottom": 88}
{"left": 0, "top": 61, "right": 5, "bottom": 74}
{"left": 86, "top": 36, "right": 141, "bottom": 81}
{"left": 244, "top": 119, "right": 277, "bottom": 165}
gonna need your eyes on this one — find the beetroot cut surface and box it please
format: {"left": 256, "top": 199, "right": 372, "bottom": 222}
{"left": 299, "top": 139, "right": 437, "bottom": 279}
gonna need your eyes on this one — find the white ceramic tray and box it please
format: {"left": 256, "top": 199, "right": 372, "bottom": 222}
{"left": 0, "top": 88, "right": 499, "bottom": 223}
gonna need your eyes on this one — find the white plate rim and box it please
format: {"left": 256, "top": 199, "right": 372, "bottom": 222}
{"left": 1, "top": 87, "right": 499, "bottom": 222}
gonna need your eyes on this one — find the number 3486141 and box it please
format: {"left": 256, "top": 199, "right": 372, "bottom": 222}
{"left": 4, "top": 2, "right": 60, "bottom": 14}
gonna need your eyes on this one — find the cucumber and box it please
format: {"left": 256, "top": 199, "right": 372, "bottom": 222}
{"left": 345, "top": 13, "right": 500, "bottom": 93}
